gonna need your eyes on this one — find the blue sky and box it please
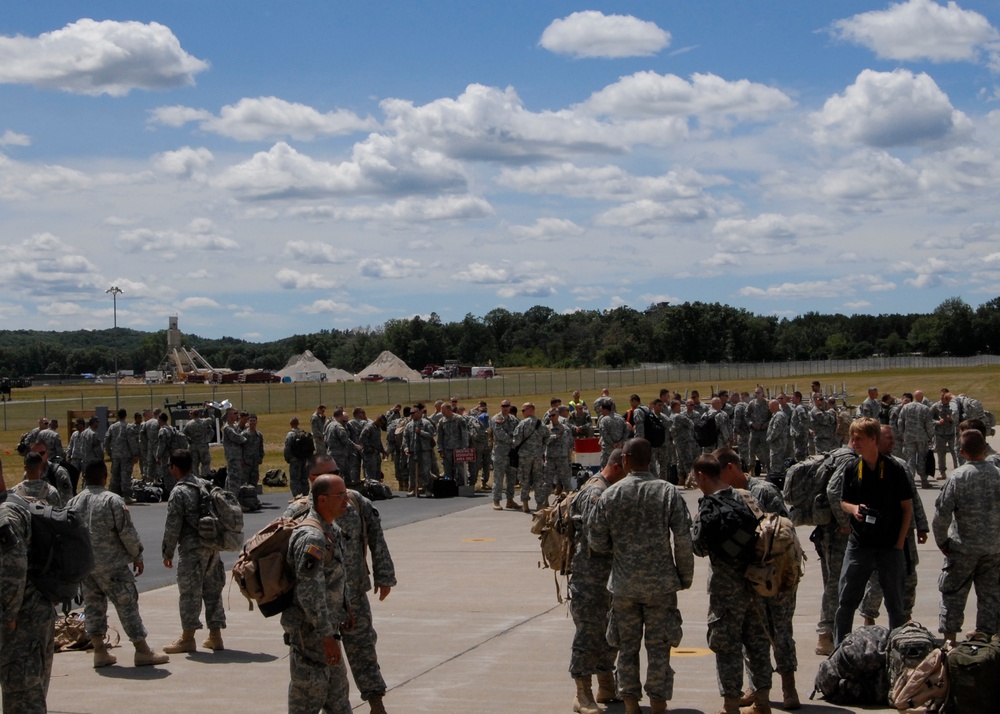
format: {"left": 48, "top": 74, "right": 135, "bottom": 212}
{"left": 2, "top": 1, "right": 999, "bottom": 341}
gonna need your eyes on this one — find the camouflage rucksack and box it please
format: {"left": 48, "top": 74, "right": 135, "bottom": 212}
{"left": 744, "top": 512, "right": 806, "bottom": 598}
{"left": 813, "top": 625, "right": 890, "bottom": 705}
{"left": 885, "top": 621, "right": 939, "bottom": 707}
{"left": 530, "top": 479, "right": 602, "bottom": 603}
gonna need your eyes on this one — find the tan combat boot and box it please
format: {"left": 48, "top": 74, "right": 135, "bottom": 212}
{"left": 596, "top": 672, "right": 620, "bottom": 703}
{"left": 133, "top": 639, "right": 170, "bottom": 666}
{"left": 521, "top": 501, "right": 531, "bottom": 513}
{"left": 717, "top": 696, "right": 742, "bottom": 714}
{"left": 739, "top": 690, "right": 755, "bottom": 706}
{"left": 779, "top": 671, "right": 800, "bottom": 710}
{"left": 505, "top": 499, "right": 519, "bottom": 510}
{"left": 163, "top": 629, "right": 197, "bottom": 654}
{"left": 650, "top": 698, "right": 668, "bottom": 713}
{"left": 814, "top": 631, "right": 834, "bottom": 656}
{"left": 623, "top": 698, "right": 641, "bottom": 714}
{"left": 739, "top": 687, "right": 771, "bottom": 714}
{"left": 202, "top": 627, "right": 225, "bottom": 651}
{"left": 492, "top": 500, "right": 503, "bottom": 510}
{"left": 91, "top": 636, "right": 117, "bottom": 668}
{"left": 368, "top": 694, "right": 387, "bottom": 714}
{"left": 573, "top": 677, "right": 600, "bottom": 714}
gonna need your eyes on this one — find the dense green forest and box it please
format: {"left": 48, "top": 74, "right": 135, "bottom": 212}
{"left": 1, "top": 297, "right": 998, "bottom": 377}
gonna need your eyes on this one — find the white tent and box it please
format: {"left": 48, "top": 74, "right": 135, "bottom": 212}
{"left": 354, "top": 350, "right": 422, "bottom": 382}
{"left": 276, "top": 350, "right": 354, "bottom": 382}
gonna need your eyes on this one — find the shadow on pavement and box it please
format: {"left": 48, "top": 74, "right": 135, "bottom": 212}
{"left": 185, "top": 649, "right": 280, "bottom": 665}
{"left": 94, "top": 665, "right": 172, "bottom": 681}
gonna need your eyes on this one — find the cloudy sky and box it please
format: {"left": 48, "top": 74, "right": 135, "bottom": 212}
{"left": 2, "top": 1, "right": 1000, "bottom": 341}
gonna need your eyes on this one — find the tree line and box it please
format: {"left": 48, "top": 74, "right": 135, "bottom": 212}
{"left": 1, "top": 296, "right": 998, "bottom": 378}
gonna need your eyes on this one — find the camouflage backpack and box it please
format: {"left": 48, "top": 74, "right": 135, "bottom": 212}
{"left": 813, "top": 625, "right": 890, "bottom": 705}
{"left": 783, "top": 447, "right": 855, "bottom": 527}
{"left": 744, "top": 511, "right": 806, "bottom": 598}
{"left": 530, "top": 478, "right": 602, "bottom": 603}
{"left": 884, "top": 621, "right": 939, "bottom": 708}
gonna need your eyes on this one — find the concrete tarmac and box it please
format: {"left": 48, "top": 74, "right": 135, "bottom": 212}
{"left": 47, "top": 482, "right": 958, "bottom": 713}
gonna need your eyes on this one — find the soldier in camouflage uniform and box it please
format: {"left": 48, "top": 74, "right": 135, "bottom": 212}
{"left": 311, "top": 405, "right": 328, "bottom": 458}
{"left": 105, "top": 408, "right": 138, "bottom": 501}
{"left": 859, "top": 387, "right": 880, "bottom": 420}
{"left": 221, "top": 409, "right": 248, "bottom": 495}
{"left": 78, "top": 415, "right": 105, "bottom": 478}
{"left": 649, "top": 400, "right": 673, "bottom": 483}
{"left": 286, "top": 457, "right": 397, "bottom": 714}
{"left": 284, "top": 418, "right": 311, "bottom": 498}
{"left": 567, "top": 401, "right": 593, "bottom": 438}
{"left": 67, "top": 416, "right": 88, "bottom": 482}
{"left": 930, "top": 392, "right": 959, "bottom": 478}
{"left": 359, "top": 414, "right": 387, "bottom": 483}
{"left": 436, "top": 404, "right": 470, "bottom": 485}
{"left": 242, "top": 414, "right": 265, "bottom": 486}
{"left": 546, "top": 406, "right": 574, "bottom": 495}
{"left": 691, "top": 454, "right": 773, "bottom": 714}
{"left": 590, "top": 439, "right": 693, "bottom": 714}
{"left": 68, "top": 461, "right": 169, "bottom": 667}
{"left": 403, "top": 405, "right": 435, "bottom": 497}
{"left": 156, "top": 413, "right": 182, "bottom": 496}
{"left": 142, "top": 409, "right": 161, "bottom": 483}
{"left": 669, "top": 400, "right": 698, "bottom": 486}
{"left": 282, "top": 474, "right": 351, "bottom": 714}
{"left": 161, "top": 450, "right": 226, "bottom": 654}
{"left": 346, "top": 408, "right": 369, "bottom": 486}
{"left": 490, "top": 401, "right": 519, "bottom": 510}
{"left": 514, "top": 403, "right": 551, "bottom": 513}
{"left": 183, "top": 408, "right": 214, "bottom": 477}
{"left": 36, "top": 419, "right": 65, "bottom": 462}
{"left": 461, "top": 405, "right": 489, "bottom": 490}
{"left": 598, "top": 403, "right": 628, "bottom": 470}
{"left": 898, "top": 391, "right": 935, "bottom": 487}
{"left": 747, "top": 388, "right": 771, "bottom": 476}
{"left": 13, "top": 452, "right": 64, "bottom": 506}
{"left": 733, "top": 392, "right": 751, "bottom": 470}
{"left": 789, "top": 392, "right": 811, "bottom": 462}
{"left": 568, "top": 449, "right": 626, "bottom": 714}
{"left": 715, "top": 447, "right": 800, "bottom": 709}
{"left": 765, "top": 399, "right": 788, "bottom": 475}
{"left": 860, "top": 426, "right": 929, "bottom": 626}
{"left": 29, "top": 441, "right": 73, "bottom": 504}
{"left": 810, "top": 396, "right": 839, "bottom": 453}
{"left": 326, "top": 409, "right": 362, "bottom": 488}
{"left": 390, "top": 407, "right": 411, "bottom": 491}
{"left": 0, "top": 496, "right": 55, "bottom": 713}
{"left": 932, "top": 429, "right": 1000, "bottom": 642}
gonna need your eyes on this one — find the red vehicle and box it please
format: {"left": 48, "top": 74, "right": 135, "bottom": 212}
{"left": 360, "top": 373, "right": 384, "bottom": 382}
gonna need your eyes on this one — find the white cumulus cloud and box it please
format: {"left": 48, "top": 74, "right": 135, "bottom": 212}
{"left": 509, "top": 217, "right": 584, "bottom": 241}
{"left": 580, "top": 72, "right": 794, "bottom": 119}
{"left": 831, "top": 0, "right": 1000, "bottom": 65}
{"left": 153, "top": 146, "right": 214, "bottom": 179}
{"left": 117, "top": 220, "right": 239, "bottom": 254}
{"left": 284, "top": 241, "right": 354, "bottom": 264}
{"left": 539, "top": 11, "right": 671, "bottom": 59}
{"left": 0, "top": 130, "right": 30, "bottom": 147}
{"left": 177, "top": 297, "right": 221, "bottom": 310}
{"left": 274, "top": 268, "right": 334, "bottom": 290}
{"left": 358, "top": 257, "right": 423, "bottom": 279}
{"left": 150, "top": 96, "right": 378, "bottom": 141}
{"left": 0, "top": 19, "right": 208, "bottom": 96}
{"left": 812, "top": 69, "right": 972, "bottom": 148}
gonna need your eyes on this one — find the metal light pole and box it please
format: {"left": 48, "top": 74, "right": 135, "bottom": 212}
{"left": 106, "top": 286, "right": 123, "bottom": 410}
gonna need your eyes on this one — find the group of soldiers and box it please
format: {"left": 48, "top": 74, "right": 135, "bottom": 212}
{"left": 562, "top": 383, "right": 997, "bottom": 714}
{"left": 0, "top": 439, "right": 396, "bottom": 714}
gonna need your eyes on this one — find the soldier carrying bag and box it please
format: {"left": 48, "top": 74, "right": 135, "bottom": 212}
{"left": 181, "top": 481, "right": 244, "bottom": 552}
{"left": 3, "top": 494, "right": 95, "bottom": 603}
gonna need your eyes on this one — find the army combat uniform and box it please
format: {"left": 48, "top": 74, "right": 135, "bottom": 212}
{"left": 282, "top": 509, "right": 351, "bottom": 714}
{"left": 161, "top": 474, "right": 226, "bottom": 637}
{"left": 590, "top": 471, "right": 693, "bottom": 706}
{"left": 0, "top": 499, "right": 56, "bottom": 713}
{"left": 692, "top": 486, "right": 772, "bottom": 707}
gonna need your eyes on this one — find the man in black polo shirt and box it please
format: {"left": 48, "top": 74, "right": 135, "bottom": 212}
{"left": 834, "top": 417, "right": 913, "bottom": 645}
